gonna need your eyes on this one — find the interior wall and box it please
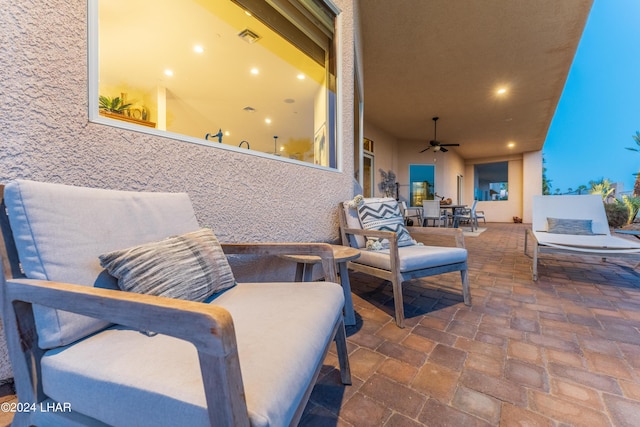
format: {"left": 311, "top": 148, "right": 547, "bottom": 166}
{"left": 396, "top": 139, "right": 464, "bottom": 206}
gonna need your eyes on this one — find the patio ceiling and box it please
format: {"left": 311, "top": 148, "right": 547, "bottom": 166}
{"left": 359, "top": 0, "right": 593, "bottom": 160}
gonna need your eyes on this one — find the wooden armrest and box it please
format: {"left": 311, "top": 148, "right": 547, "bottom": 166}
{"left": 221, "top": 242, "right": 337, "bottom": 283}
{"left": 406, "top": 226, "right": 466, "bottom": 248}
{"left": 4, "top": 279, "right": 235, "bottom": 352}
{"left": 2, "top": 278, "right": 250, "bottom": 426}
{"left": 341, "top": 227, "right": 397, "bottom": 241}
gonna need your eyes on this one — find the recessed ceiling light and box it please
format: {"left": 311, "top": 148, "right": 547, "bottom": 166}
{"left": 265, "top": 118, "right": 272, "bottom": 124}
{"left": 497, "top": 87, "right": 507, "bottom": 95}
{"left": 193, "top": 45, "right": 204, "bottom": 54}
{"left": 250, "top": 68, "right": 259, "bottom": 75}
{"left": 164, "top": 69, "right": 174, "bottom": 77}
{"left": 225, "top": 131, "right": 230, "bottom": 136}
{"left": 297, "top": 73, "right": 305, "bottom": 80}
{"left": 508, "top": 142, "right": 515, "bottom": 148}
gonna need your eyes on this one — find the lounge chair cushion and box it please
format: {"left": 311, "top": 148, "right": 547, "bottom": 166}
{"left": 546, "top": 217, "right": 594, "bottom": 235}
{"left": 39, "top": 282, "right": 344, "bottom": 427}
{"left": 99, "top": 228, "right": 236, "bottom": 301}
{"left": 355, "top": 244, "right": 467, "bottom": 272}
{"left": 4, "top": 180, "right": 200, "bottom": 349}
{"left": 357, "top": 198, "right": 415, "bottom": 247}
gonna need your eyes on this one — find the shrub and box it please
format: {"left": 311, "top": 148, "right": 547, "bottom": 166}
{"left": 604, "top": 202, "right": 628, "bottom": 228}
{"left": 622, "top": 195, "right": 640, "bottom": 224}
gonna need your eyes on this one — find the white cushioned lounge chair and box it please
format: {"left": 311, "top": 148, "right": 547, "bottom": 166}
{"left": 525, "top": 195, "right": 640, "bottom": 280}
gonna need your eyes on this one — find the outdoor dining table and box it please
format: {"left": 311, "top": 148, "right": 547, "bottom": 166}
{"left": 439, "top": 204, "right": 467, "bottom": 227}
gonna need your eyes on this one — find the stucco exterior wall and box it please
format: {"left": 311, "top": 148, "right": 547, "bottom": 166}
{"left": 0, "top": 0, "right": 359, "bottom": 382}
{"left": 1, "top": 0, "right": 357, "bottom": 241}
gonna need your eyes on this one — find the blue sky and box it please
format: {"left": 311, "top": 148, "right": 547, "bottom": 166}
{"left": 543, "top": 0, "right": 640, "bottom": 194}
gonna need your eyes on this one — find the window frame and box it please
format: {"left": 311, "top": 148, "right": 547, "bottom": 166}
{"left": 473, "top": 161, "right": 509, "bottom": 201}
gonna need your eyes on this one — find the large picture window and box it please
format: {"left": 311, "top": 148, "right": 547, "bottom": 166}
{"left": 474, "top": 162, "right": 508, "bottom": 201}
{"left": 89, "top": 0, "right": 338, "bottom": 168}
{"left": 409, "top": 164, "right": 435, "bottom": 207}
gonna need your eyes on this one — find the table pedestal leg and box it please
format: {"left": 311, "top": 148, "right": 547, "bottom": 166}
{"left": 338, "top": 262, "right": 356, "bottom": 326}
{"left": 295, "top": 263, "right": 314, "bottom": 282}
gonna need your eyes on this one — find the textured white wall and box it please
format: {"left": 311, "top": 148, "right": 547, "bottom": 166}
{"left": 0, "top": 0, "right": 358, "bottom": 382}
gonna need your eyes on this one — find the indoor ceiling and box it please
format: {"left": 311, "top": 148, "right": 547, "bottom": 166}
{"left": 359, "top": 0, "right": 594, "bottom": 160}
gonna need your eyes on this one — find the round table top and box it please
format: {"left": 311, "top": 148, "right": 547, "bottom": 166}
{"left": 280, "top": 244, "right": 360, "bottom": 264}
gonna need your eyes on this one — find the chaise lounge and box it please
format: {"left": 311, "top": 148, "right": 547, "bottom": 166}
{"left": 525, "top": 194, "right": 640, "bottom": 280}
{"left": 0, "top": 179, "right": 351, "bottom": 427}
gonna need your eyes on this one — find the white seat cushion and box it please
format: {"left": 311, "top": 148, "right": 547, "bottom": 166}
{"left": 355, "top": 245, "right": 467, "bottom": 272}
{"left": 40, "top": 282, "right": 345, "bottom": 427}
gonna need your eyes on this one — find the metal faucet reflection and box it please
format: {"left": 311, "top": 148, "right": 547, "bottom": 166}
{"left": 205, "top": 129, "right": 223, "bottom": 143}
{"left": 239, "top": 140, "right": 250, "bottom": 149}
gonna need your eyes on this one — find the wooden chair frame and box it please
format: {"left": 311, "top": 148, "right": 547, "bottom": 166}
{"left": 0, "top": 185, "right": 350, "bottom": 427}
{"left": 339, "top": 203, "right": 471, "bottom": 328}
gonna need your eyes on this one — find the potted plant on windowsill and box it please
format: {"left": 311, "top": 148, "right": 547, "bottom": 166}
{"left": 99, "top": 95, "right": 132, "bottom": 114}
{"left": 98, "top": 95, "right": 156, "bottom": 128}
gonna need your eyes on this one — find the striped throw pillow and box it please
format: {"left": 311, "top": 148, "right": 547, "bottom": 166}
{"left": 546, "top": 218, "right": 594, "bottom": 235}
{"left": 99, "top": 228, "right": 236, "bottom": 301}
{"left": 357, "top": 198, "right": 415, "bottom": 247}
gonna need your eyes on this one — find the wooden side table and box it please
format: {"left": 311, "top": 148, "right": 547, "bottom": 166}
{"left": 281, "top": 245, "right": 360, "bottom": 326}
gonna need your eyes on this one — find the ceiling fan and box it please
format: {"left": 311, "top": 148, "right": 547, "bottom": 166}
{"left": 420, "top": 117, "right": 460, "bottom": 153}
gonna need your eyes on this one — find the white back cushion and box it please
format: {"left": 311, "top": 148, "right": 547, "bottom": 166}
{"left": 5, "top": 180, "right": 200, "bottom": 348}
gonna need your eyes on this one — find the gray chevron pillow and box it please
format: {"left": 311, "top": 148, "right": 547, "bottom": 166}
{"left": 99, "top": 228, "right": 236, "bottom": 301}
{"left": 357, "top": 198, "right": 415, "bottom": 247}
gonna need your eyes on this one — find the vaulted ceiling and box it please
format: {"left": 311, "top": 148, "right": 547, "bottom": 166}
{"left": 359, "top": 0, "right": 593, "bottom": 160}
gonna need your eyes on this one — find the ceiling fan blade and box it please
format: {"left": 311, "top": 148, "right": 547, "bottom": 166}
{"left": 441, "top": 143, "right": 460, "bottom": 147}
{"left": 440, "top": 147, "right": 449, "bottom": 153}
{"left": 419, "top": 147, "right": 430, "bottom": 153}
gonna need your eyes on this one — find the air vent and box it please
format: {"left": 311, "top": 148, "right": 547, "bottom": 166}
{"left": 238, "top": 29, "right": 261, "bottom": 44}
{"left": 242, "top": 106, "right": 256, "bottom": 112}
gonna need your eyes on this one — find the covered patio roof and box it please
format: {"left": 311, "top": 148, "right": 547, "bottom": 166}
{"left": 359, "top": 0, "right": 594, "bottom": 160}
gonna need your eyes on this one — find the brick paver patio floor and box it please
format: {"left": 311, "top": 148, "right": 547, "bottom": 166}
{"left": 301, "top": 222, "right": 640, "bottom": 426}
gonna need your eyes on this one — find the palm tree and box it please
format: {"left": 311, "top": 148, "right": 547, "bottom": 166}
{"left": 625, "top": 131, "right": 640, "bottom": 197}
{"left": 589, "top": 178, "right": 615, "bottom": 201}
{"left": 542, "top": 156, "right": 552, "bottom": 195}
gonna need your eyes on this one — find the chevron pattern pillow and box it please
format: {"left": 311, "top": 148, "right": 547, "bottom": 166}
{"left": 99, "top": 228, "right": 236, "bottom": 301}
{"left": 357, "top": 198, "right": 415, "bottom": 247}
